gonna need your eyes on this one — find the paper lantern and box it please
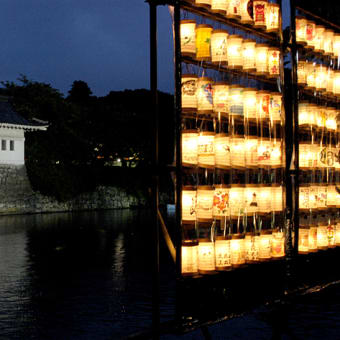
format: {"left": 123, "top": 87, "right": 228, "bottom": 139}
{"left": 215, "top": 236, "right": 232, "bottom": 270}
{"left": 211, "top": 0, "right": 227, "bottom": 13}
{"left": 182, "top": 130, "right": 198, "bottom": 166}
{"left": 240, "top": 0, "right": 254, "bottom": 24}
{"left": 245, "top": 137, "right": 258, "bottom": 168}
{"left": 305, "top": 62, "right": 316, "bottom": 89}
{"left": 255, "top": 44, "right": 269, "bottom": 75}
{"left": 182, "top": 187, "right": 197, "bottom": 222}
{"left": 213, "top": 185, "right": 230, "bottom": 217}
{"left": 181, "top": 240, "right": 198, "bottom": 276}
{"left": 253, "top": 0, "right": 267, "bottom": 29}
{"left": 310, "top": 143, "right": 321, "bottom": 169}
{"left": 258, "top": 138, "right": 272, "bottom": 167}
{"left": 333, "top": 34, "right": 340, "bottom": 58}
{"left": 229, "top": 185, "right": 245, "bottom": 217}
{"left": 326, "top": 107, "right": 337, "bottom": 131}
{"left": 195, "top": 0, "right": 211, "bottom": 8}
{"left": 230, "top": 234, "right": 246, "bottom": 267}
{"left": 180, "top": 20, "right": 196, "bottom": 57}
{"left": 242, "top": 39, "right": 256, "bottom": 72}
{"left": 268, "top": 48, "right": 280, "bottom": 78}
{"left": 313, "top": 25, "right": 325, "bottom": 53}
{"left": 299, "top": 185, "right": 310, "bottom": 210}
{"left": 227, "top": 35, "right": 243, "bottom": 69}
{"left": 258, "top": 230, "right": 272, "bottom": 261}
{"left": 323, "top": 29, "right": 334, "bottom": 55}
{"left": 198, "top": 132, "right": 215, "bottom": 168}
{"left": 226, "top": 0, "right": 241, "bottom": 19}
{"left": 181, "top": 74, "right": 198, "bottom": 112}
{"left": 196, "top": 24, "right": 213, "bottom": 61}
{"left": 315, "top": 105, "right": 325, "bottom": 129}
{"left": 266, "top": 3, "right": 280, "bottom": 33}
{"left": 245, "top": 233, "right": 260, "bottom": 263}
{"left": 317, "top": 224, "right": 328, "bottom": 250}
{"left": 318, "top": 185, "right": 327, "bottom": 209}
{"left": 309, "top": 185, "right": 319, "bottom": 209}
{"left": 213, "top": 82, "right": 228, "bottom": 113}
{"left": 315, "top": 64, "right": 327, "bottom": 91}
{"left": 257, "top": 90, "right": 270, "bottom": 120}
{"left": 258, "top": 186, "right": 271, "bottom": 214}
{"left": 327, "top": 224, "right": 336, "bottom": 248}
{"left": 296, "top": 16, "right": 307, "bottom": 45}
{"left": 198, "top": 239, "right": 216, "bottom": 274}
{"left": 299, "top": 143, "right": 313, "bottom": 169}
{"left": 197, "top": 186, "right": 214, "bottom": 220}
{"left": 297, "top": 60, "right": 307, "bottom": 86}
{"left": 326, "top": 68, "right": 334, "bottom": 95}
{"left": 215, "top": 133, "right": 231, "bottom": 169}
{"left": 271, "top": 140, "right": 282, "bottom": 168}
{"left": 243, "top": 88, "right": 257, "bottom": 119}
{"left": 211, "top": 29, "right": 228, "bottom": 64}
{"left": 298, "top": 227, "right": 310, "bottom": 254}
{"left": 271, "top": 185, "right": 283, "bottom": 212}
{"left": 335, "top": 223, "right": 340, "bottom": 246}
{"left": 244, "top": 184, "right": 259, "bottom": 214}
{"left": 309, "top": 226, "right": 318, "bottom": 252}
{"left": 230, "top": 136, "right": 245, "bottom": 168}
{"left": 271, "top": 231, "right": 285, "bottom": 258}
{"left": 269, "top": 92, "right": 282, "bottom": 122}
{"left": 197, "top": 77, "right": 213, "bottom": 113}
{"left": 305, "top": 20, "right": 316, "bottom": 48}
{"left": 333, "top": 71, "right": 340, "bottom": 96}
{"left": 229, "top": 85, "right": 244, "bottom": 116}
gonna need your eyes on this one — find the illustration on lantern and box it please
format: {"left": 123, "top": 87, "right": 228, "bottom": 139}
{"left": 213, "top": 189, "right": 229, "bottom": 216}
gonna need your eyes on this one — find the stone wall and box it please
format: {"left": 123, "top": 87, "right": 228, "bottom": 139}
{"left": 0, "top": 164, "right": 148, "bottom": 215}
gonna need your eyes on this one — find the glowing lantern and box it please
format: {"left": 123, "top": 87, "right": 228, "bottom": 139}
{"left": 198, "top": 132, "right": 215, "bottom": 168}
{"left": 245, "top": 137, "right": 258, "bottom": 168}
{"left": 266, "top": 3, "right": 280, "bottom": 33}
{"left": 182, "top": 130, "right": 198, "bottom": 166}
{"left": 271, "top": 185, "right": 283, "bottom": 212}
{"left": 269, "top": 92, "right": 282, "bottom": 122}
{"left": 327, "top": 224, "right": 336, "bottom": 248}
{"left": 240, "top": 0, "right": 254, "bottom": 24}
{"left": 180, "top": 20, "right": 196, "bottom": 57}
{"left": 229, "top": 85, "right": 244, "bottom": 116}
{"left": 326, "top": 68, "right": 334, "bottom": 95}
{"left": 198, "top": 239, "right": 215, "bottom": 274}
{"left": 299, "top": 185, "right": 310, "bottom": 210}
{"left": 245, "top": 233, "right": 260, "bottom": 263}
{"left": 333, "top": 71, "right": 340, "bottom": 96}
{"left": 230, "top": 234, "right": 246, "bottom": 267}
{"left": 258, "top": 186, "right": 271, "bottom": 214}
{"left": 211, "top": 29, "right": 228, "bottom": 64}
{"left": 317, "top": 224, "right": 329, "bottom": 250}
{"left": 309, "top": 226, "right": 318, "bottom": 252}
{"left": 211, "top": 0, "right": 227, "bottom": 14}
{"left": 258, "top": 138, "right": 272, "bottom": 167}
{"left": 255, "top": 44, "right": 269, "bottom": 75}
{"left": 197, "top": 186, "right": 214, "bottom": 221}
{"left": 181, "top": 74, "right": 198, "bottom": 112}
{"left": 213, "top": 185, "right": 230, "bottom": 217}
{"left": 335, "top": 223, "right": 340, "bottom": 246}
{"left": 243, "top": 88, "right": 257, "bottom": 119}
{"left": 213, "top": 82, "right": 228, "bottom": 113}
{"left": 313, "top": 25, "right": 325, "bottom": 52}
{"left": 182, "top": 187, "right": 197, "bottom": 222}
{"left": 315, "top": 64, "right": 327, "bottom": 91}
{"left": 305, "top": 62, "right": 316, "bottom": 89}
{"left": 268, "top": 48, "right": 280, "bottom": 78}
{"left": 305, "top": 20, "right": 316, "bottom": 48}
{"left": 271, "top": 231, "right": 285, "bottom": 259}
{"left": 181, "top": 241, "right": 198, "bottom": 276}
{"left": 197, "top": 77, "right": 213, "bottom": 113}
{"left": 299, "top": 143, "right": 313, "bottom": 169}
{"left": 196, "top": 24, "right": 213, "bottom": 61}
{"left": 271, "top": 140, "right": 282, "bottom": 168}
{"left": 333, "top": 34, "right": 340, "bottom": 58}
{"left": 215, "top": 133, "right": 231, "bottom": 169}
{"left": 253, "top": 0, "right": 267, "bottom": 29}
{"left": 298, "top": 227, "right": 310, "bottom": 254}
{"left": 229, "top": 185, "right": 245, "bottom": 217}
{"left": 215, "top": 236, "right": 232, "bottom": 270}
{"left": 257, "top": 90, "right": 270, "bottom": 120}
{"left": 244, "top": 184, "right": 259, "bottom": 214}
{"left": 227, "top": 35, "right": 243, "bottom": 69}
{"left": 226, "top": 0, "right": 241, "bottom": 19}
{"left": 296, "top": 16, "right": 307, "bottom": 45}
{"left": 315, "top": 105, "right": 325, "bottom": 129}
{"left": 195, "top": 0, "right": 211, "bottom": 8}
{"left": 259, "top": 230, "right": 272, "bottom": 261}
{"left": 323, "top": 29, "right": 334, "bottom": 55}
{"left": 326, "top": 108, "right": 337, "bottom": 131}
{"left": 230, "top": 136, "right": 245, "bottom": 168}
{"left": 297, "top": 60, "right": 307, "bottom": 86}
{"left": 318, "top": 185, "right": 327, "bottom": 209}
{"left": 309, "top": 185, "right": 319, "bottom": 210}
{"left": 242, "top": 39, "right": 256, "bottom": 72}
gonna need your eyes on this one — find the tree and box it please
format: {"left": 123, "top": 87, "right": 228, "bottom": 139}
{"left": 67, "top": 80, "right": 92, "bottom": 103}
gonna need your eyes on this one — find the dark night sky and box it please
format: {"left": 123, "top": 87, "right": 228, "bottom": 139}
{"left": 0, "top": 1, "right": 174, "bottom": 96}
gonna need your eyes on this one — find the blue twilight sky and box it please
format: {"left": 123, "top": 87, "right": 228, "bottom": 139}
{"left": 0, "top": 1, "right": 174, "bottom": 96}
